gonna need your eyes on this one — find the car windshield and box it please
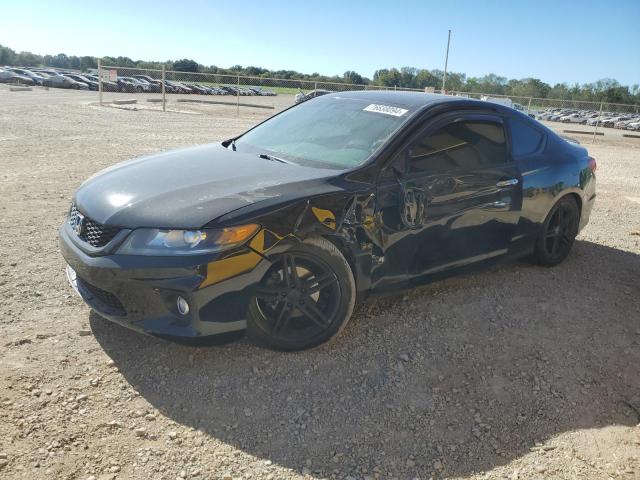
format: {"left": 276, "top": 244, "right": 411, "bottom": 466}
{"left": 235, "top": 95, "right": 414, "bottom": 169}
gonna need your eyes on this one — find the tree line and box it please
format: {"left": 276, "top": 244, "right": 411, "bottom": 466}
{"left": 1, "top": 43, "right": 638, "bottom": 105}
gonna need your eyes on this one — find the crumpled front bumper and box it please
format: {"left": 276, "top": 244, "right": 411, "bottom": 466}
{"left": 59, "top": 224, "right": 271, "bottom": 339}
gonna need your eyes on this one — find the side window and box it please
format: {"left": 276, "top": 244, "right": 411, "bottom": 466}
{"left": 509, "top": 117, "right": 544, "bottom": 156}
{"left": 407, "top": 120, "right": 508, "bottom": 174}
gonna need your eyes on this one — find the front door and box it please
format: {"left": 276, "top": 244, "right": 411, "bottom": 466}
{"left": 373, "top": 112, "right": 523, "bottom": 287}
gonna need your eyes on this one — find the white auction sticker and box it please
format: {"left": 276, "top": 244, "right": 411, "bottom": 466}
{"left": 363, "top": 104, "right": 408, "bottom": 117}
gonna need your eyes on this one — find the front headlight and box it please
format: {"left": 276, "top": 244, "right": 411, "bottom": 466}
{"left": 117, "top": 224, "right": 259, "bottom": 256}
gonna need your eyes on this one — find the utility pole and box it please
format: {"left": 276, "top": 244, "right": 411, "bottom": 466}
{"left": 442, "top": 29, "right": 451, "bottom": 93}
{"left": 97, "top": 59, "right": 103, "bottom": 106}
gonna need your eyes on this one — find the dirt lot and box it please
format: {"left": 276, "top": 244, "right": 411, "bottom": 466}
{"left": 0, "top": 85, "right": 639, "bottom": 480}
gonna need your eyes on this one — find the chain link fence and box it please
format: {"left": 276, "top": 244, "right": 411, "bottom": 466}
{"left": 96, "top": 64, "right": 425, "bottom": 115}
{"left": 96, "top": 63, "right": 640, "bottom": 142}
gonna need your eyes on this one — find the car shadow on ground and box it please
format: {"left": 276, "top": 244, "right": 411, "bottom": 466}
{"left": 90, "top": 240, "right": 640, "bottom": 478}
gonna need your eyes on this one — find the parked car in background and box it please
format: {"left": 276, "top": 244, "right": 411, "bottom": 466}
{"left": 164, "top": 80, "right": 192, "bottom": 94}
{"left": 218, "top": 85, "right": 239, "bottom": 95}
{"left": 560, "top": 113, "right": 587, "bottom": 124}
{"left": 40, "top": 71, "right": 89, "bottom": 89}
{"left": 295, "top": 89, "right": 332, "bottom": 104}
{"left": 130, "top": 77, "right": 154, "bottom": 92}
{"left": 481, "top": 96, "right": 525, "bottom": 113}
{"left": 614, "top": 118, "right": 639, "bottom": 129}
{"left": 587, "top": 116, "right": 608, "bottom": 126}
{"left": 249, "top": 87, "right": 277, "bottom": 96}
{"left": 192, "top": 84, "right": 217, "bottom": 95}
{"left": 0, "top": 69, "right": 36, "bottom": 85}
{"left": 84, "top": 74, "right": 118, "bottom": 92}
{"left": 549, "top": 112, "right": 567, "bottom": 121}
{"left": 5, "top": 67, "right": 47, "bottom": 85}
{"left": 116, "top": 77, "right": 140, "bottom": 93}
{"left": 602, "top": 116, "right": 631, "bottom": 128}
{"left": 117, "top": 77, "right": 152, "bottom": 93}
{"left": 131, "top": 75, "right": 163, "bottom": 92}
{"left": 158, "top": 80, "right": 179, "bottom": 93}
{"left": 64, "top": 74, "right": 99, "bottom": 91}
{"left": 183, "top": 83, "right": 209, "bottom": 95}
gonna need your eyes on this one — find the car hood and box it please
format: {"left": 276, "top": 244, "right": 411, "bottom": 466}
{"left": 74, "top": 143, "right": 340, "bottom": 229}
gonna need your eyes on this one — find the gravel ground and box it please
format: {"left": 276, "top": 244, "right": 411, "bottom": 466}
{"left": 0, "top": 86, "right": 639, "bottom": 480}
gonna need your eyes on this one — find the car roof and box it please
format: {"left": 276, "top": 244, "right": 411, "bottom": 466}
{"left": 323, "top": 90, "right": 475, "bottom": 110}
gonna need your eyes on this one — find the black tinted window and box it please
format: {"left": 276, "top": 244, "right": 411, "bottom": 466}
{"left": 408, "top": 120, "right": 508, "bottom": 173}
{"left": 509, "top": 117, "right": 544, "bottom": 156}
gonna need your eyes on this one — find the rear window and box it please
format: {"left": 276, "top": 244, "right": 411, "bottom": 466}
{"left": 510, "top": 117, "right": 544, "bottom": 156}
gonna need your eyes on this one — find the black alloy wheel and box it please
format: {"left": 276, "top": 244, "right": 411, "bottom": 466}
{"left": 247, "top": 237, "right": 355, "bottom": 351}
{"left": 533, "top": 196, "right": 580, "bottom": 266}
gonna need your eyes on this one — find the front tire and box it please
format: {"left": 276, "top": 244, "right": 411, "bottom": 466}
{"left": 247, "top": 237, "right": 356, "bottom": 351}
{"left": 532, "top": 196, "right": 580, "bottom": 266}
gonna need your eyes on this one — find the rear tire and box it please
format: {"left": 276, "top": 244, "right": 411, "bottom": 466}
{"left": 532, "top": 196, "right": 580, "bottom": 267}
{"left": 247, "top": 237, "right": 356, "bottom": 351}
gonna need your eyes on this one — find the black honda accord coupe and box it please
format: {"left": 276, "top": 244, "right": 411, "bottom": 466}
{"left": 60, "top": 91, "right": 596, "bottom": 350}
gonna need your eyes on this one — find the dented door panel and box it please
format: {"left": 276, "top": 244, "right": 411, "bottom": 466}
{"left": 372, "top": 163, "right": 521, "bottom": 288}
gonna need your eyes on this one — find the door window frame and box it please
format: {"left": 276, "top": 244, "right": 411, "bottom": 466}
{"left": 381, "top": 110, "right": 514, "bottom": 181}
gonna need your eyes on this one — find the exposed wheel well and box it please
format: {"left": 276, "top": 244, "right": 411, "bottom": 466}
{"left": 564, "top": 193, "right": 582, "bottom": 220}
{"left": 322, "top": 235, "right": 358, "bottom": 285}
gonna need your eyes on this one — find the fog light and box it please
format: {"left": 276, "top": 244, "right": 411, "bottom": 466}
{"left": 176, "top": 296, "right": 189, "bottom": 315}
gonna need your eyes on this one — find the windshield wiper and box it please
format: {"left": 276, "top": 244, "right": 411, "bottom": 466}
{"left": 258, "top": 153, "right": 292, "bottom": 164}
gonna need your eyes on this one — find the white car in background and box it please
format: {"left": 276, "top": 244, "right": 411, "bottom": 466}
{"left": 603, "top": 116, "right": 632, "bottom": 128}
{"left": 560, "top": 113, "right": 587, "bottom": 124}
{"left": 481, "top": 96, "right": 520, "bottom": 110}
{"left": 549, "top": 112, "right": 567, "bottom": 121}
{"left": 587, "top": 116, "right": 610, "bottom": 126}
{"left": 626, "top": 121, "right": 640, "bottom": 131}
{"left": 537, "top": 111, "right": 555, "bottom": 121}
{"left": 615, "top": 118, "right": 640, "bottom": 129}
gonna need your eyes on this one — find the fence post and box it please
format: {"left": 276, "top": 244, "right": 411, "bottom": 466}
{"left": 236, "top": 74, "right": 240, "bottom": 117}
{"left": 592, "top": 101, "right": 604, "bottom": 144}
{"left": 161, "top": 65, "right": 166, "bottom": 112}
{"left": 97, "top": 59, "right": 103, "bottom": 106}
{"left": 527, "top": 97, "right": 532, "bottom": 114}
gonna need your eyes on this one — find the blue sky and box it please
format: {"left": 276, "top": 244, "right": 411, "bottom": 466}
{"left": 3, "top": 0, "right": 639, "bottom": 86}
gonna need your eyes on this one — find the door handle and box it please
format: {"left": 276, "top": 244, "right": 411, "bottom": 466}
{"left": 496, "top": 178, "right": 519, "bottom": 188}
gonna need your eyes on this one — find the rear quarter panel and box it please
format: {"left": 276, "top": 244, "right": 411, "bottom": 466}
{"left": 513, "top": 133, "right": 595, "bottom": 252}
